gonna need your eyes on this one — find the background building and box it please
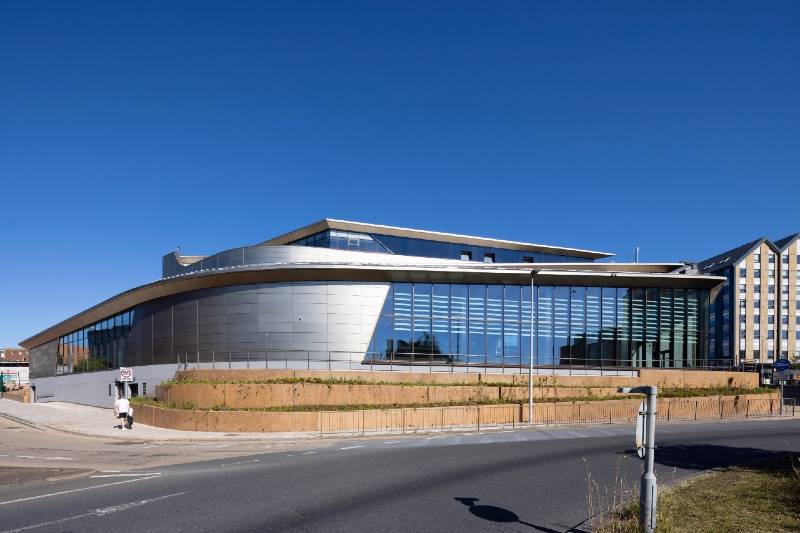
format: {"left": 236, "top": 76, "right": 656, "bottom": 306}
{"left": 0, "top": 347, "right": 29, "bottom": 388}
{"left": 21, "top": 219, "right": 722, "bottom": 406}
{"left": 0, "top": 347, "right": 28, "bottom": 362}
{"left": 699, "top": 233, "right": 800, "bottom": 368}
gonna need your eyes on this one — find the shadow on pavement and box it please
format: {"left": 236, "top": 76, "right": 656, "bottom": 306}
{"left": 454, "top": 497, "right": 589, "bottom": 533}
{"left": 619, "top": 443, "right": 798, "bottom": 472}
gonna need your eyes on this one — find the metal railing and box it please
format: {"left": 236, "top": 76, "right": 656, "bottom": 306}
{"left": 176, "top": 351, "right": 746, "bottom": 376}
{"left": 317, "top": 396, "right": 796, "bottom": 436}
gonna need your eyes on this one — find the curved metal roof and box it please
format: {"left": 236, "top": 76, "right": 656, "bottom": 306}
{"left": 20, "top": 247, "right": 722, "bottom": 350}
{"left": 264, "top": 219, "right": 614, "bottom": 259}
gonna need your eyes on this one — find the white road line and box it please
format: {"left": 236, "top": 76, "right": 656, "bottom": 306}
{"left": 340, "top": 445, "right": 364, "bottom": 450}
{"left": 220, "top": 459, "right": 260, "bottom": 467}
{"left": 0, "top": 475, "right": 163, "bottom": 506}
{"left": 14, "top": 456, "right": 75, "bottom": 461}
{"left": 90, "top": 473, "right": 162, "bottom": 478}
{"left": 301, "top": 451, "right": 317, "bottom": 455}
{"left": 383, "top": 441, "right": 400, "bottom": 444}
{"left": 1, "top": 491, "right": 187, "bottom": 533}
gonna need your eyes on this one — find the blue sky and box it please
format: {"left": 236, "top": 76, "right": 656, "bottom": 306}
{"left": 1, "top": 1, "right": 798, "bottom": 347}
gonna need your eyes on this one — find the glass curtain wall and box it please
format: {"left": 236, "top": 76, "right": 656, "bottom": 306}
{"left": 368, "top": 283, "right": 708, "bottom": 368}
{"left": 56, "top": 309, "right": 134, "bottom": 375}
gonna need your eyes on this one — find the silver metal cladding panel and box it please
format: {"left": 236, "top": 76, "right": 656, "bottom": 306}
{"left": 39, "top": 281, "right": 390, "bottom": 373}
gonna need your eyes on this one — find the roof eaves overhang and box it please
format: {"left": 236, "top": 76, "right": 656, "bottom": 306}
{"left": 263, "top": 219, "right": 614, "bottom": 260}
{"left": 20, "top": 264, "right": 722, "bottom": 349}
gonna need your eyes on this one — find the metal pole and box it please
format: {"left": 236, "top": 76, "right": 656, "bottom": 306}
{"left": 529, "top": 273, "right": 535, "bottom": 424}
{"left": 780, "top": 381, "right": 784, "bottom": 416}
{"left": 640, "top": 386, "right": 658, "bottom": 533}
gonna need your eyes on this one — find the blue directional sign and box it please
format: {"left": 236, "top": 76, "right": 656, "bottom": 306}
{"left": 774, "top": 359, "right": 791, "bottom": 372}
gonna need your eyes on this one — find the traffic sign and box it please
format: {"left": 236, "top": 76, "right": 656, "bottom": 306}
{"left": 773, "top": 370, "right": 792, "bottom": 382}
{"left": 119, "top": 367, "right": 134, "bottom": 382}
{"left": 635, "top": 401, "right": 646, "bottom": 459}
{"left": 774, "top": 359, "right": 791, "bottom": 372}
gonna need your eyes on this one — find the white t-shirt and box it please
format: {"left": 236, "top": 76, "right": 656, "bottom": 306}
{"left": 115, "top": 398, "right": 130, "bottom": 414}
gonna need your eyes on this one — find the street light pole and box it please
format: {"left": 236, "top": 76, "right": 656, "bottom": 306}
{"left": 620, "top": 385, "right": 658, "bottom": 533}
{"left": 529, "top": 271, "right": 537, "bottom": 425}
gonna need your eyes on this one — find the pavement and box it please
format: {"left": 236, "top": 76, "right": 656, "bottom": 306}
{"left": 0, "top": 399, "right": 315, "bottom": 442}
{"left": 0, "top": 417, "right": 797, "bottom": 532}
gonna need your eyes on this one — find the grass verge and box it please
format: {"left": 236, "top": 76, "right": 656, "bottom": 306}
{"left": 162, "top": 377, "right": 773, "bottom": 399}
{"left": 597, "top": 454, "right": 800, "bottom": 533}
{"left": 130, "top": 395, "right": 637, "bottom": 412}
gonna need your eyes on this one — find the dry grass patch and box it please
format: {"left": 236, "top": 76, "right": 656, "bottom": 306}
{"left": 598, "top": 454, "right": 800, "bottom": 533}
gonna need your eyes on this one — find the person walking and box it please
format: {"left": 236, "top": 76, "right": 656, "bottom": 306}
{"left": 114, "top": 394, "right": 130, "bottom": 430}
{"left": 126, "top": 405, "right": 134, "bottom": 430}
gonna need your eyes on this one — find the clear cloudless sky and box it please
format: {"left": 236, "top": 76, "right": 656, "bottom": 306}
{"left": 1, "top": 1, "right": 798, "bottom": 346}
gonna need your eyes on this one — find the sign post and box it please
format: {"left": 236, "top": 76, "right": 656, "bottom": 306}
{"left": 774, "top": 359, "right": 791, "bottom": 415}
{"left": 620, "top": 386, "right": 658, "bottom": 533}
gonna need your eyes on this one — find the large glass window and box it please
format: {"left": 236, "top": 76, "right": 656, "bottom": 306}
{"left": 412, "top": 284, "right": 432, "bottom": 361}
{"left": 586, "top": 288, "right": 602, "bottom": 364}
{"left": 503, "top": 286, "right": 521, "bottom": 364}
{"left": 569, "top": 287, "right": 586, "bottom": 365}
{"left": 553, "top": 287, "right": 570, "bottom": 365}
{"left": 616, "top": 289, "right": 631, "bottom": 366}
{"left": 55, "top": 308, "right": 134, "bottom": 375}
{"left": 521, "top": 286, "right": 533, "bottom": 363}
{"left": 393, "top": 283, "right": 413, "bottom": 359}
{"left": 450, "top": 285, "right": 468, "bottom": 361}
{"left": 468, "top": 285, "right": 486, "bottom": 363}
{"left": 645, "top": 289, "right": 659, "bottom": 367}
{"left": 686, "top": 289, "right": 699, "bottom": 367}
{"left": 538, "top": 287, "right": 554, "bottom": 365}
{"left": 486, "top": 285, "right": 503, "bottom": 364}
{"left": 601, "top": 287, "right": 617, "bottom": 364}
{"left": 431, "top": 284, "right": 450, "bottom": 360}
{"left": 631, "top": 289, "right": 645, "bottom": 367}
{"left": 659, "top": 289, "right": 673, "bottom": 368}
{"left": 673, "top": 289, "right": 686, "bottom": 367}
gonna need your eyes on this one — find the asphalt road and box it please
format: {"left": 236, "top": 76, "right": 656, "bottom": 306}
{"left": 1, "top": 418, "right": 798, "bottom": 533}
{"left": 0, "top": 417, "right": 323, "bottom": 472}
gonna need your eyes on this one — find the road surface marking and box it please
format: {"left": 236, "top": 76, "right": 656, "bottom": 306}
{"left": 90, "top": 473, "right": 162, "bottom": 478}
{"left": 301, "top": 451, "right": 317, "bottom": 455}
{"left": 383, "top": 441, "right": 400, "bottom": 444}
{"left": 14, "top": 456, "right": 75, "bottom": 461}
{"left": 0, "top": 475, "right": 163, "bottom": 506}
{"left": 1, "top": 492, "right": 187, "bottom": 533}
{"left": 220, "top": 459, "right": 260, "bottom": 467}
{"left": 340, "top": 445, "right": 364, "bottom": 450}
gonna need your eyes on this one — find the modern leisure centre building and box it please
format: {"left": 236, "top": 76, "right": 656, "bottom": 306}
{"left": 21, "top": 219, "right": 725, "bottom": 406}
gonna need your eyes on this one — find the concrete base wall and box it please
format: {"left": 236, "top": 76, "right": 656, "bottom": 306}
{"left": 30, "top": 365, "right": 758, "bottom": 408}
{"left": 31, "top": 365, "right": 176, "bottom": 408}
{"left": 2, "top": 387, "right": 31, "bottom": 403}
{"left": 135, "top": 393, "right": 781, "bottom": 433}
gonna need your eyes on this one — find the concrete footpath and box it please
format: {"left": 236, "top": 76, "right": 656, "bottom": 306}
{"left": 0, "top": 399, "right": 316, "bottom": 442}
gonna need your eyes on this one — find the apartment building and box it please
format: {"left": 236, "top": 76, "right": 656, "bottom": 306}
{"left": 699, "top": 234, "right": 800, "bottom": 366}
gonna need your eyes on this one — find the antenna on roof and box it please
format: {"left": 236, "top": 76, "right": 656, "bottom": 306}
{"left": 635, "top": 246, "right": 640, "bottom": 263}
{"left": 176, "top": 245, "right": 181, "bottom": 255}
